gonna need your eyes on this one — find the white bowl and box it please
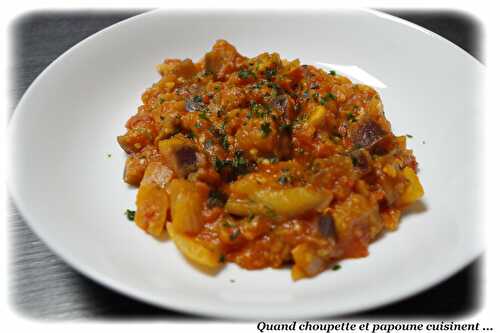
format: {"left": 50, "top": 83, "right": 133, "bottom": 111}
{"left": 8, "top": 9, "right": 484, "bottom": 319}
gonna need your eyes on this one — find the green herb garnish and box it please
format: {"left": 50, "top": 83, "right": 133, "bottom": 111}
{"left": 230, "top": 229, "right": 241, "bottom": 241}
{"left": 278, "top": 175, "right": 289, "bottom": 185}
{"left": 329, "top": 70, "right": 336, "bottom": 76}
{"left": 332, "top": 264, "right": 342, "bottom": 271}
{"left": 268, "top": 156, "right": 279, "bottom": 164}
{"left": 265, "top": 68, "right": 277, "bottom": 80}
{"left": 260, "top": 122, "right": 272, "bottom": 137}
{"left": 199, "top": 110, "right": 209, "bottom": 121}
{"left": 221, "top": 135, "right": 230, "bottom": 150}
{"left": 347, "top": 112, "right": 357, "bottom": 122}
{"left": 325, "top": 92, "right": 337, "bottom": 100}
{"left": 125, "top": 209, "right": 135, "bottom": 221}
{"left": 238, "top": 69, "right": 255, "bottom": 80}
{"left": 207, "top": 190, "right": 228, "bottom": 208}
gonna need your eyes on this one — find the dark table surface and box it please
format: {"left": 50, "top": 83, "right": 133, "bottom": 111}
{"left": 9, "top": 10, "right": 483, "bottom": 320}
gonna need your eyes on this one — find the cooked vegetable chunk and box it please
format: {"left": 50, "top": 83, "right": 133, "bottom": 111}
{"left": 159, "top": 135, "right": 199, "bottom": 178}
{"left": 291, "top": 243, "right": 326, "bottom": 279}
{"left": 168, "top": 179, "right": 204, "bottom": 235}
{"left": 167, "top": 224, "right": 221, "bottom": 268}
{"left": 135, "top": 162, "right": 173, "bottom": 236}
{"left": 251, "top": 187, "right": 333, "bottom": 218}
{"left": 397, "top": 167, "right": 424, "bottom": 206}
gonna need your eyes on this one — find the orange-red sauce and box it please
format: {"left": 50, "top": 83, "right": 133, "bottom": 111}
{"left": 118, "top": 40, "right": 423, "bottom": 279}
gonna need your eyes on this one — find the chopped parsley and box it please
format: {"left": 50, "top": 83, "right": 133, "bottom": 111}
{"left": 268, "top": 156, "right": 280, "bottom": 164}
{"left": 238, "top": 69, "right": 256, "bottom": 80}
{"left": 214, "top": 151, "right": 250, "bottom": 180}
{"left": 221, "top": 135, "right": 230, "bottom": 150}
{"left": 347, "top": 112, "right": 357, "bottom": 122}
{"left": 207, "top": 190, "right": 228, "bottom": 208}
{"left": 232, "top": 150, "right": 248, "bottom": 172}
{"left": 406, "top": 134, "right": 413, "bottom": 138}
{"left": 260, "top": 122, "right": 272, "bottom": 137}
{"left": 229, "top": 229, "right": 241, "bottom": 241}
{"left": 325, "top": 92, "right": 337, "bottom": 100}
{"left": 192, "top": 95, "right": 203, "bottom": 103}
{"left": 278, "top": 174, "right": 289, "bottom": 185}
{"left": 248, "top": 102, "right": 269, "bottom": 119}
{"left": 219, "top": 255, "right": 226, "bottom": 263}
{"left": 329, "top": 70, "right": 336, "bottom": 76}
{"left": 204, "top": 139, "right": 213, "bottom": 149}
{"left": 320, "top": 92, "right": 337, "bottom": 105}
{"left": 266, "top": 81, "right": 279, "bottom": 90}
{"left": 214, "top": 158, "right": 226, "bottom": 172}
{"left": 332, "top": 264, "right": 342, "bottom": 271}
{"left": 125, "top": 209, "right": 135, "bottom": 221}
{"left": 265, "top": 68, "right": 277, "bottom": 80}
{"left": 199, "top": 110, "right": 209, "bottom": 121}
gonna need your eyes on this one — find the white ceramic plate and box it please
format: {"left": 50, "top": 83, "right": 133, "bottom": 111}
{"left": 9, "top": 9, "right": 484, "bottom": 319}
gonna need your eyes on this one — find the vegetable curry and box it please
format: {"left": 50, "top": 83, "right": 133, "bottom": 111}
{"left": 117, "top": 40, "right": 424, "bottom": 280}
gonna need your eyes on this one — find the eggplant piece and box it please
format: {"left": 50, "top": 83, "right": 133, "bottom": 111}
{"left": 185, "top": 96, "right": 206, "bottom": 113}
{"left": 159, "top": 136, "right": 199, "bottom": 178}
{"left": 175, "top": 146, "right": 197, "bottom": 167}
{"left": 352, "top": 120, "right": 386, "bottom": 149}
{"left": 318, "top": 213, "right": 336, "bottom": 238}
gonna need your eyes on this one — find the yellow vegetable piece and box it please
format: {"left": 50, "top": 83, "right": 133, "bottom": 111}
{"left": 168, "top": 179, "right": 203, "bottom": 235}
{"left": 332, "top": 193, "right": 383, "bottom": 241}
{"left": 135, "top": 184, "right": 169, "bottom": 237}
{"left": 135, "top": 162, "right": 172, "bottom": 237}
{"left": 226, "top": 176, "right": 332, "bottom": 218}
{"left": 291, "top": 243, "right": 325, "bottom": 278}
{"left": 397, "top": 167, "right": 424, "bottom": 206}
{"left": 308, "top": 105, "right": 327, "bottom": 128}
{"left": 291, "top": 265, "right": 307, "bottom": 281}
{"left": 229, "top": 173, "right": 273, "bottom": 195}
{"left": 167, "top": 224, "right": 221, "bottom": 268}
{"left": 224, "top": 197, "right": 269, "bottom": 217}
{"left": 251, "top": 187, "right": 332, "bottom": 218}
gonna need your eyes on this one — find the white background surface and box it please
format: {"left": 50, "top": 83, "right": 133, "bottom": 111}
{"left": 1, "top": 0, "right": 498, "bottom": 330}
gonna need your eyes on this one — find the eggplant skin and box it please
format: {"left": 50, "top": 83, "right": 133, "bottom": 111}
{"left": 353, "top": 120, "right": 386, "bottom": 148}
